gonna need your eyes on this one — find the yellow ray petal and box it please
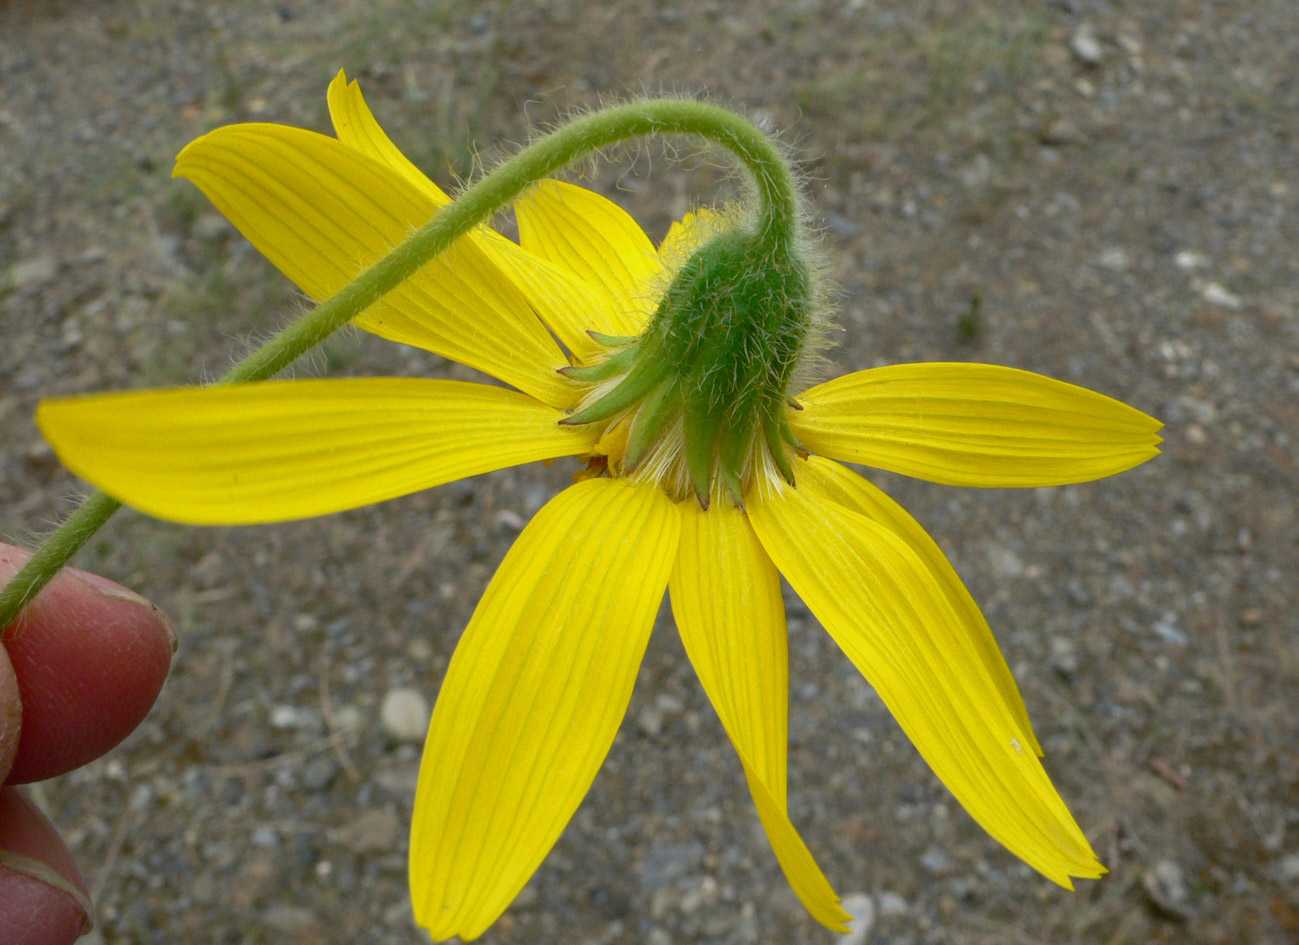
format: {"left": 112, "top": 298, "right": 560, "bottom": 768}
{"left": 792, "top": 363, "right": 1163, "bottom": 487}
{"left": 743, "top": 767, "right": 851, "bottom": 932}
{"left": 323, "top": 70, "right": 627, "bottom": 363}
{"left": 174, "top": 123, "right": 572, "bottom": 407}
{"left": 327, "top": 69, "right": 450, "bottom": 204}
{"left": 749, "top": 478, "right": 1105, "bottom": 887}
{"left": 672, "top": 503, "right": 788, "bottom": 798}
{"left": 495, "top": 205, "right": 728, "bottom": 361}
{"left": 670, "top": 503, "right": 849, "bottom": 931}
{"left": 479, "top": 242, "right": 627, "bottom": 363}
{"left": 410, "top": 479, "right": 680, "bottom": 941}
{"left": 36, "top": 379, "right": 596, "bottom": 525}
{"left": 799, "top": 456, "right": 1042, "bottom": 756}
{"left": 515, "top": 179, "right": 661, "bottom": 334}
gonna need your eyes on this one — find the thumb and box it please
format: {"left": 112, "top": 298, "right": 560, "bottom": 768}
{"left": 1, "top": 545, "right": 175, "bottom": 785}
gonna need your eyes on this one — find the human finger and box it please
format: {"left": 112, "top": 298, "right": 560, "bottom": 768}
{"left": 0, "top": 545, "right": 175, "bottom": 785}
{"left": 0, "top": 786, "right": 92, "bottom": 945}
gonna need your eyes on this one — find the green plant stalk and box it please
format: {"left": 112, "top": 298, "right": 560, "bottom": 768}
{"left": 0, "top": 97, "right": 802, "bottom": 631}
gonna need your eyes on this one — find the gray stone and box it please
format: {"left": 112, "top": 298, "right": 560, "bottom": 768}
{"left": 1040, "top": 118, "right": 1080, "bottom": 146}
{"left": 270, "top": 704, "right": 323, "bottom": 732}
{"left": 987, "top": 545, "right": 1025, "bottom": 578}
{"left": 263, "top": 905, "right": 320, "bottom": 933}
{"left": 958, "top": 153, "right": 992, "bottom": 189}
{"left": 1276, "top": 853, "right": 1299, "bottom": 883}
{"left": 1070, "top": 26, "right": 1104, "bottom": 66}
{"left": 1097, "top": 247, "right": 1130, "bottom": 271}
{"left": 1142, "top": 859, "right": 1192, "bottom": 919}
{"left": 192, "top": 212, "right": 231, "bottom": 242}
{"left": 374, "top": 761, "right": 421, "bottom": 798}
{"left": 637, "top": 704, "right": 665, "bottom": 737}
{"left": 333, "top": 704, "right": 365, "bottom": 734}
{"left": 252, "top": 825, "right": 279, "bottom": 847}
{"left": 494, "top": 508, "right": 526, "bottom": 533}
{"left": 8, "top": 255, "right": 57, "bottom": 291}
{"left": 919, "top": 846, "right": 951, "bottom": 876}
{"left": 1050, "top": 637, "right": 1080, "bottom": 676}
{"left": 381, "top": 687, "right": 430, "bottom": 742}
{"left": 876, "top": 890, "right": 908, "bottom": 918}
{"left": 1197, "top": 280, "right": 1242, "bottom": 309}
{"left": 337, "top": 805, "right": 401, "bottom": 854}
{"left": 1152, "top": 615, "right": 1187, "bottom": 647}
{"left": 301, "top": 756, "right": 338, "bottom": 791}
{"left": 840, "top": 892, "right": 875, "bottom": 945}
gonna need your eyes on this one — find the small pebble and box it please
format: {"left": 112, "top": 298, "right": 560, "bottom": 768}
{"left": 1050, "top": 637, "right": 1080, "bottom": 677}
{"left": 8, "top": 255, "right": 57, "bottom": 290}
{"left": 129, "top": 784, "right": 154, "bottom": 811}
{"left": 1197, "top": 281, "right": 1242, "bottom": 309}
{"left": 263, "top": 905, "right": 320, "bottom": 933}
{"left": 192, "top": 212, "right": 231, "bottom": 242}
{"left": 337, "top": 806, "right": 400, "bottom": 854}
{"left": 381, "top": 688, "right": 430, "bottom": 742}
{"left": 1152, "top": 615, "right": 1187, "bottom": 647}
{"left": 987, "top": 545, "right": 1025, "bottom": 578}
{"left": 637, "top": 841, "right": 704, "bottom": 888}
{"left": 301, "top": 756, "right": 338, "bottom": 792}
{"left": 1097, "top": 247, "right": 1129, "bottom": 271}
{"left": 333, "top": 704, "right": 364, "bottom": 733}
{"left": 840, "top": 892, "right": 875, "bottom": 945}
{"left": 494, "top": 509, "right": 526, "bottom": 532}
{"left": 637, "top": 704, "right": 665, "bottom": 736}
{"left": 1039, "top": 118, "right": 1080, "bottom": 146}
{"left": 1070, "top": 26, "right": 1104, "bottom": 66}
{"left": 919, "top": 847, "right": 951, "bottom": 876}
{"left": 876, "top": 890, "right": 908, "bottom": 918}
{"left": 1142, "top": 859, "right": 1192, "bottom": 919}
{"left": 270, "top": 705, "right": 302, "bottom": 729}
{"left": 252, "top": 825, "right": 280, "bottom": 848}
{"left": 1174, "top": 250, "right": 1208, "bottom": 271}
{"left": 1276, "top": 853, "right": 1299, "bottom": 883}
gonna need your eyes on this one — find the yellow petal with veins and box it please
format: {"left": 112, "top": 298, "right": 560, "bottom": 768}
{"left": 515, "top": 179, "right": 661, "bottom": 334}
{"left": 670, "top": 502, "right": 849, "bottom": 931}
{"left": 749, "top": 477, "right": 1104, "bottom": 887}
{"left": 36, "top": 379, "right": 595, "bottom": 525}
{"left": 327, "top": 69, "right": 449, "bottom": 204}
{"left": 792, "top": 363, "right": 1162, "bottom": 487}
{"left": 174, "top": 123, "right": 572, "bottom": 407}
{"left": 799, "top": 456, "right": 1042, "bottom": 756}
{"left": 326, "top": 71, "right": 632, "bottom": 362}
{"left": 410, "top": 478, "right": 680, "bottom": 941}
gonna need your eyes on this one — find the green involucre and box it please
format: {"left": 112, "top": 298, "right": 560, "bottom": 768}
{"left": 567, "top": 225, "right": 815, "bottom": 506}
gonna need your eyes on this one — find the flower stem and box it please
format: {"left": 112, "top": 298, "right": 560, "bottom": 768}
{"left": 0, "top": 97, "right": 802, "bottom": 630}
{"left": 1, "top": 491, "right": 122, "bottom": 635}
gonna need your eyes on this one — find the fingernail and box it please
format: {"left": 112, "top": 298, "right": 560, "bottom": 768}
{"left": 73, "top": 572, "right": 178, "bottom": 653}
{"left": 0, "top": 848, "right": 94, "bottom": 935}
{"left": 152, "top": 605, "right": 179, "bottom": 654}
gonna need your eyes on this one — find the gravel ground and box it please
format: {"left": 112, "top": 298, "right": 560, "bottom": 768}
{"left": 2, "top": 1, "right": 1297, "bottom": 943}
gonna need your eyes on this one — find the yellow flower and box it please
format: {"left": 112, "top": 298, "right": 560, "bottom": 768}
{"left": 36, "top": 73, "right": 1162, "bottom": 940}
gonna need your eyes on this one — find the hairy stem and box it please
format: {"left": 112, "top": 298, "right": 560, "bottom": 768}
{"left": 0, "top": 97, "right": 802, "bottom": 630}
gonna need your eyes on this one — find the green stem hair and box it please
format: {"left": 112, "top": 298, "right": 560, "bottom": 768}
{"left": 0, "top": 97, "right": 803, "bottom": 631}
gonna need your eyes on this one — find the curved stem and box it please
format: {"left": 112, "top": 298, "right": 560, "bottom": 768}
{"left": 0, "top": 98, "right": 802, "bottom": 630}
